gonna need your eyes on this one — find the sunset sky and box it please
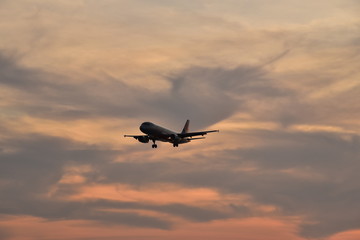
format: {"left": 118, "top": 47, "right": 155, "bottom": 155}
{"left": 1, "top": 0, "right": 360, "bottom": 239}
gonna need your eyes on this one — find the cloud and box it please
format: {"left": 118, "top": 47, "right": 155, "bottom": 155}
{"left": 1, "top": 1, "right": 360, "bottom": 239}
{"left": 0, "top": 227, "right": 10, "bottom": 240}
{"left": 2, "top": 45, "right": 360, "bottom": 238}
{"left": 0, "top": 134, "right": 119, "bottom": 198}
{"left": 0, "top": 51, "right": 287, "bottom": 129}
{"left": 0, "top": 133, "right": 237, "bottom": 231}
{"left": 81, "top": 129, "right": 360, "bottom": 238}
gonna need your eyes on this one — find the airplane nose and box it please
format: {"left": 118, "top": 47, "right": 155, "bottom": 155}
{"left": 140, "top": 122, "right": 152, "bottom": 133}
{"left": 139, "top": 123, "right": 146, "bottom": 133}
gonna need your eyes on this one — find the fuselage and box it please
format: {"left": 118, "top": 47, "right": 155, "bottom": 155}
{"left": 140, "top": 122, "right": 189, "bottom": 143}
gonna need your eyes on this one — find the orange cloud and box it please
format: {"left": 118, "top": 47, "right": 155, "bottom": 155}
{"left": 67, "top": 183, "right": 224, "bottom": 205}
{"left": 0, "top": 215, "right": 307, "bottom": 240}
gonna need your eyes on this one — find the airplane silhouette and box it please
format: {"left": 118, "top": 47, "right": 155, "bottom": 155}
{"left": 124, "top": 120, "right": 219, "bottom": 148}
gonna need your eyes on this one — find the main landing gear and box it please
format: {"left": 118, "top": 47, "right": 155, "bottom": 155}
{"left": 152, "top": 140, "right": 158, "bottom": 149}
{"left": 173, "top": 143, "right": 179, "bottom": 147}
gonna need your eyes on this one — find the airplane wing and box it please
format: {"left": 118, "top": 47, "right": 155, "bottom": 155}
{"left": 178, "top": 130, "right": 219, "bottom": 138}
{"left": 124, "top": 135, "right": 147, "bottom": 139}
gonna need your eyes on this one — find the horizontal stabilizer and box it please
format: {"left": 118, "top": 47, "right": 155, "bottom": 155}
{"left": 178, "top": 130, "right": 219, "bottom": 138}
{"left": 189, "top": 137, "right": 206, "bottom": 140}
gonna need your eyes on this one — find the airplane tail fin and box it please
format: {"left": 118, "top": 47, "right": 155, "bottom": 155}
{"left": 181, "top": 120, "right": 190, "bottom": 134}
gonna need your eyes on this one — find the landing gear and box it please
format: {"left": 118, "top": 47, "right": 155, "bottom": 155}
{"left": 173, "top": 143, "right": 179, "bottom": 147}
{"left": 151, "top": 139, "right": 157, "bottom": 149}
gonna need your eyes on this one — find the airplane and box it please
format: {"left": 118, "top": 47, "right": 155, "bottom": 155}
{"left": 124, "top": 120, "right": 219, "bottom": 148}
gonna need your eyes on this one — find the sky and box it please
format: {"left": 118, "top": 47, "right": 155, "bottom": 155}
{"left": 0, "top": 0, "right": 360, "bottom": 239}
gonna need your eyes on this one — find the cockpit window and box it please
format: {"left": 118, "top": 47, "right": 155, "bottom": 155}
{"left": 142, "top": 122, "right": 152, "bottom": 125}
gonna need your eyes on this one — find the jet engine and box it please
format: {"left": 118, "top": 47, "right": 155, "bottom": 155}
{"left": 170, "top": 134, "right": 181, "bottom": 147}
{"left": 170, "top": 134, "right": 181, "bottom": 142}
{"left": 137, "top": 136, "right": 149, "bottom": 143}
